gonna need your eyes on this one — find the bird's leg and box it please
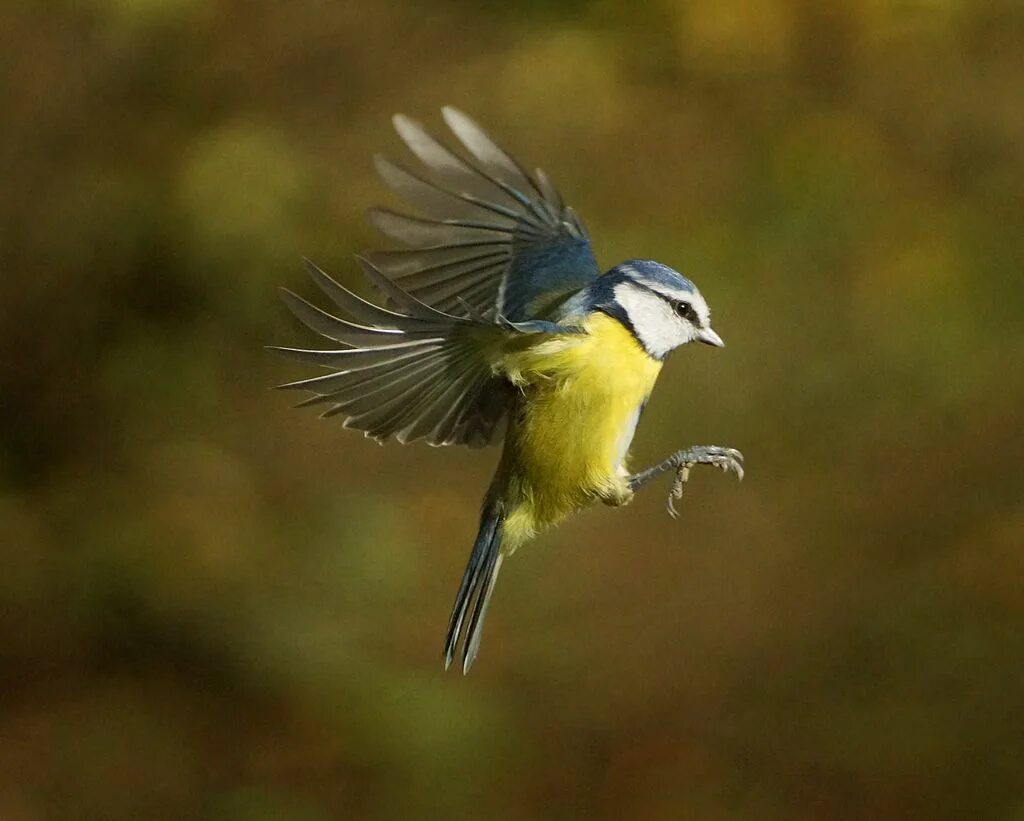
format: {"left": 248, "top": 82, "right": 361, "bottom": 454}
{"left": 627, "top": 446, "right": 744, "bottom": 519}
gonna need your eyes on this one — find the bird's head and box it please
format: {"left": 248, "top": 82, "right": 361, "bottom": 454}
{"left": 596, "top": 259, "right": 723, "bottom": 359}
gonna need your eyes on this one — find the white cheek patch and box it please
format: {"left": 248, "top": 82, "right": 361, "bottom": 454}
{"left": 613, "top": 282, "right": 693, "bottom": 358}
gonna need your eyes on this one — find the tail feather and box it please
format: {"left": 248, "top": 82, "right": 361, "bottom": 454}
{"left": 444, "top": 502, "right": 505, "bottom": 673}
{"left": 463, "top": 551, "right": 504, "bottom": 673}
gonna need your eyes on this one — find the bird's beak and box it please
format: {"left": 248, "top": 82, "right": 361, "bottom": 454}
{"left": 697, "top": 327, "right": 725, "bottom": 347}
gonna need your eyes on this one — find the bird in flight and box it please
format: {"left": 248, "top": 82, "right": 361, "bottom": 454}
{"left": 272, "top": 108, "right": 743, "bottom": 673}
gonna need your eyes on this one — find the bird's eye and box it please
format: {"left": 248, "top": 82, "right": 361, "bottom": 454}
{"left": 673, "top": 301, "right": 697, "bottom": 323}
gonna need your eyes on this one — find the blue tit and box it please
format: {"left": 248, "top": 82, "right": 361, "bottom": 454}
{"left": 272, "top": 108, "right": 744, "bottom": 673}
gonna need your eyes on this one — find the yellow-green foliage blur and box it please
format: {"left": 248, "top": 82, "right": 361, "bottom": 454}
{"left": 2, "top": 1, "right": 1023, "bottom": 819}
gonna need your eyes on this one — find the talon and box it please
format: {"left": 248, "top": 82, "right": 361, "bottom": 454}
{"left": 632, "top": 446, "right": 744, "bottom": 520}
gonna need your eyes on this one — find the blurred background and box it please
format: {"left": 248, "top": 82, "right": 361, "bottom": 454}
{"left": 2, "top": 0, "right": 1023, "bottom": 818}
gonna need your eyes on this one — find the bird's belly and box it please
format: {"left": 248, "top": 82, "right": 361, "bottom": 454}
{"left": 504, "top": 313, "right": 662, "bottom": 536}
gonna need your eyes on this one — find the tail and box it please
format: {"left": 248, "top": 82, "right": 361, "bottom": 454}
{"left": 444, "top": 500, "right": 506, "bottom": 674}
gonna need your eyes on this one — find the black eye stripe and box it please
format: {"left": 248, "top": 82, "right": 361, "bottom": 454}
{"left": 671, "top": 299, "right": 699, "bottom": 324}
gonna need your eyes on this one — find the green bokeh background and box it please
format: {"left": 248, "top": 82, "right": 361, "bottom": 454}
{"left": 2, "top": 1, "right": 1023, "bottom": 818}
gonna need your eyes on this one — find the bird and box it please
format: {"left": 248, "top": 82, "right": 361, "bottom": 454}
{"left": 271, "top": 107, "right": 744, "bottom": 673}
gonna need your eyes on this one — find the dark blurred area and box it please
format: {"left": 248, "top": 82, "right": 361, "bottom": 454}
{"left": 2, "top": 1, "right": 1023, "bottom": 818}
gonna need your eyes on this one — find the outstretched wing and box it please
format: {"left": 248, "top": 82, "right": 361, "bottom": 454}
{"left": 366, "top": 107, "right": 601, "bottom": 322}
{"left": 271, "top": 258, "right": 577, "bottom": 448}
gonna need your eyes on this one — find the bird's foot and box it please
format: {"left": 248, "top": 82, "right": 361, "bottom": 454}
{"left": 627, "top": 445, "right": 744, "bottom": 517}
{"left": 665, "top": 446, "right": 744, "bottom": 518}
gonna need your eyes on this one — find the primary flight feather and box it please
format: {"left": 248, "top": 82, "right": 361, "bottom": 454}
{"left": 272, "top": 107, "right": 743, "bottom": 672}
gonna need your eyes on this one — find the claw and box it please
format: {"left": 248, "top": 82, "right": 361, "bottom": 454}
{"left": 708, "top": 447, "right": 744, "bottom": 482}
{"left": 635, "top": 445, "right": 744, "bottom": 521}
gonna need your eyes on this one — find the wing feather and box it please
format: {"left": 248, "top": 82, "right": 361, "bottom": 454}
{"left": 275, "top": 108, "right": 597, "bottom": 448}
{"left": 441, "top": 106, "right": 545, "bottom": 200}
{"left": 364, "top": 245, "right": 507, "bottom": 276}
{"left": 273, "top": 257, "right": 577, "bottom": 447}
{"left": 373, "top": 155, "right": 523, "bottom": 225}
{"left": 369, "top": 107, "right": 601, "bottom": 321}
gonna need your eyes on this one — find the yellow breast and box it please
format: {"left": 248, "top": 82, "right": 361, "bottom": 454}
{"left": 500, "top": 312, "right": 663, "bottom": 545}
